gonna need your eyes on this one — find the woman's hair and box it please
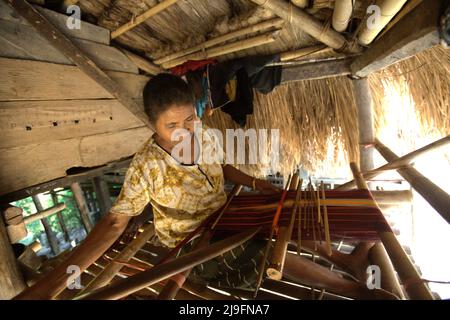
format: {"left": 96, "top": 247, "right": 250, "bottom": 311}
{"left": 143, "top": 73, "right": 195, "bottom": 124}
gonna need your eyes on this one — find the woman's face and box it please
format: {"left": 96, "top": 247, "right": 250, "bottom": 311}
{"left": 154, "top": 104, "right": 198, "bottom": 147}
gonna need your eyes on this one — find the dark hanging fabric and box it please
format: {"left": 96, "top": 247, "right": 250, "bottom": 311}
{"left": 207, "top": 54, "right": 282, "bottom": 127}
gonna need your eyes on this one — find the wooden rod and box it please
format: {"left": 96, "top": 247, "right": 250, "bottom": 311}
{"left": 76, "top": 228, "right": 260, "bottom": 300}
{"left": 111, "top": 0, "right": 179, "bottom": 39}
{"left": 375, "top": 139, "right": 450, "bottom": 224}
{"left": 71, "top": 182, "right": 93, "bottom": 233}
{"left": 162, "top": 32, "right": 279, "bottom": 69}
{"left": 155, "top": 18, "right": 284, "bottom": 65}
{"left": 267, "top": 176, "right": 301, "bottom": 280}
{"left": 77, "top": 224, "right": 155, "bottom": 295}
{"left": 350, "top": 161, "right": 434, "bottom": 300}
{"left": 337, "top": 135, "right": 450, "bottom": 190}
{"left": 23, "top": 203, "right": 66, "bottom": 225}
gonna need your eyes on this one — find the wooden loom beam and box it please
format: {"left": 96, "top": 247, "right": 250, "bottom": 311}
{"left": 350, "top": 162, "right": 434, "bottom": 300}
{"left": 76, "top": 228, "right": 260, "bottom": 300}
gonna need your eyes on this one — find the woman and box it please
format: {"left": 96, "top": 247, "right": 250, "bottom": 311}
{"left": 16, "top": 74, "right": 397, "bottom": 300}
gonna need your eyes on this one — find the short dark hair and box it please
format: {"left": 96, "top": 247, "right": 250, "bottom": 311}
{"left": 142, "top": 73, "right": 195, "bottom": 124}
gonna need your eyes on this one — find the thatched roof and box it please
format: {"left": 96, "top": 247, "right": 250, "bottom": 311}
{"left": 71, "top": 1, "right": 449, "bottom": 178}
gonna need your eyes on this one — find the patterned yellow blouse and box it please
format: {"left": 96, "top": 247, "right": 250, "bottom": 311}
{"left": 109, "top": 124, "right": 227, "bottom": 248}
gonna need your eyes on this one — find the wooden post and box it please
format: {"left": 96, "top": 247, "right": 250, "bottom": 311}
{"left": 70, "top": 182, "right": 93, "bottom": 233}
{"left": 350, "top": 162, "right": 433, "bottom": 300}
{"left": 0, "top": 210, "right": 26, "bottom": 299}
{"left": 375, "top": 139, "right": 450, "bottom": 224}
{"left": 50, "top": 191, "right": 70, "bottom": 243}
{"left": 23, "top": 203, "right": 66, "bottom": 225}
{"left": 92, "top": 177, "right": 112, "bottom": 216}
{"left": 32, "top": 195, "right": 60, "bottom": 256}
{"left": 353, "top": 78, "right": 375, "bottom": 173}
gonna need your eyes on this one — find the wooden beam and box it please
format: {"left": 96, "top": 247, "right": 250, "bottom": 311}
{"left": 0, "top": 126, "right": 151, "bottom": 197}
{"left": 71, "top": 182, "right": 93, "bottom": 233}
{"left": 5, "top": 0, "right": 151, "bottom": 128}
{"left": 337, "top": 135, "right": 450, "bottom": 190}
{"left": 0, "top": 58, "right": 148, "bottom": 101}
{"left": 0, "top": 158, "right": 132, "bottom": 204}
{"left": 353, "top": 78, "right": 375, "bottom": 172}
{"left": 351, "top": 0, "right": 444, "bottom": 77}
{"left": 0, "top": 212, "right": 26, "bottom": 299}
{"left": 280, "top": 58, "right": 352, "bottom": 83}
{"left": 0, "top": 19, "right": 136, "bottom": 73}
{"left": 111, "top": 0, "right": 179, "bottom": 39}
{"left": 375, "top": 139, "right": 450, "bottom": 224}
{"left": 249, "top": 0, "right": 359, "bottom": 52}
{"left": 119, "top": 49, "right": 165, "bottom": 75}
{"left": 92, "top": 177, "right": 112, "bottom": 216}
{"left": 23, "top": 203, "right": 66, "bottom": 225}
{"left": 32, "top": 195, "right": 60, "bottom": 255}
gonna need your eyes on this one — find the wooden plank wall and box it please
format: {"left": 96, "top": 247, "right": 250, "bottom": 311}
{"left": 0, "top": 3, "right": 152, "bottom": 196}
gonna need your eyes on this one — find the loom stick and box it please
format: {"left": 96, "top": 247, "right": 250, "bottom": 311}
{"left": 321, "top": 184, "right": 332, "bottom": 256}
{"left": 254, "top": 174, "right": 291, "bottom": 297}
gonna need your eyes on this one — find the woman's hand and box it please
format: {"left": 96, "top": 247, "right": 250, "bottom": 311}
{"left": 255, "top": 178, "right": 282, "bottom": 194}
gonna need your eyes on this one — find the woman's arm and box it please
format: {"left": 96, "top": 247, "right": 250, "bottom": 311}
{"left": 221, "top": 164, "right": 281, "bottom": 194}
{"left": 14, "top": 212, "right": 131, "bottom": 300}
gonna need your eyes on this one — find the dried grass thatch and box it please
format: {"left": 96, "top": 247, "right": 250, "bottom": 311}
{"left": 205, "top": 46, "right": 449, "bottom": 179}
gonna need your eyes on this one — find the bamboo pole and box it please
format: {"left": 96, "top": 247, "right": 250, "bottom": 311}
{"left": 375, "top": 139, "right": 450, "bottom": 224}
{"left": 111, "top": 0, "right": 179, "bottom": 39}
{"left": 332, "top": 0, "right": 353, "bottom": 32}
{"left": 71, "top": 182, "right": 93, "bottom": 233}
{"left": 369, "top": 242, "right": 406, "bottom": 299}
{"left": 280, "top": 44, "right": 330, "bottom": 62}
{"left": 267, "top": 175, "right": 301, "bottom": 280}
{"left": 77, "top": 224, "right": 155, "bottom": 295}
{"left": 250, "top": 0, "right": 360, "bottom": 52}
{"left": 162, "top": 32, "right": 279, "bottom": 69}
{"left": 353, "top": 77, "right": 375, "bottom": 172}
{"left": 357, "top": 0, "right": 408, "bottom": 45}
{"left": 76, "top": 228, "right": 260, "bottom": 300}
{"left": 23, "top": 203, "right": 66, "bottom": 225}
{"left": 350, "top": 161, "right": 433, "bottom": 300}
{"left": 291, "top": 0, "right": 308, "bottom": 8}
{"left": 155, "top": 18, "right": 284, "bottom": 65}
{"left": 337, "top": 134, "right": 450, "bottom": 190}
